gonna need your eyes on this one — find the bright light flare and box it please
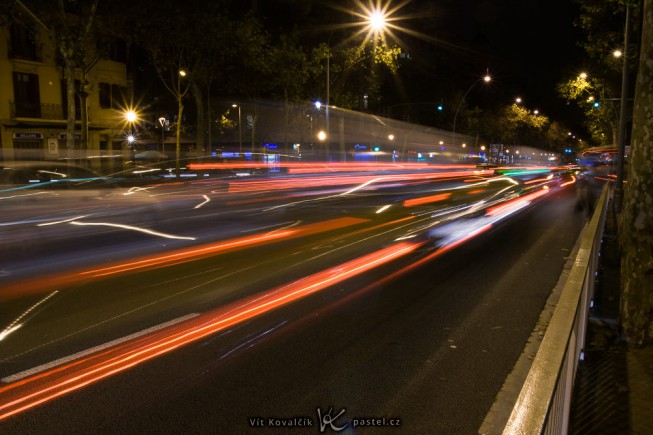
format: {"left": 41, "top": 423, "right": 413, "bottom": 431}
{"left": 368, "top": 8, "right": 387, "bottom": 33}
{"left": 124, "top": 110, "right": 137, "bottom": 123}
{"left": 343, "top": 0, "right": 415, "bottom": 48}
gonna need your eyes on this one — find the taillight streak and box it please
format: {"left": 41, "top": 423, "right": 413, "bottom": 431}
{"left": 0, "top": 241, "right": 419, "bottom": 420}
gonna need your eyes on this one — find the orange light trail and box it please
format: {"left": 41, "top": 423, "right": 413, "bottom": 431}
{"left": 402, "top": 193, "right": 451, "bottom": 207}
{"left": 0, "top": 241, "right": 419, "bottom": 421}
{"left": 560, "top": 176, "right": 577, "bottom": 187}
{"left": 0, "top": 217, "right": 369, "bottom": 301}
{"left": 524, "top": 175, "right": 554, "bottom": 185}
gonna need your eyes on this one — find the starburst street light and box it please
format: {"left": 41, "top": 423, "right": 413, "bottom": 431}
{"left": 123, "top": 108, "right": 139, "bottom": 150}
{"left": 125, "top": 110, "right": 137, "bottom": 123}
{"left": 344, "top": 0, "right": 412, "bottom": 46}
{"left": 368, "top": 9, "right": 387, "bottom": 33}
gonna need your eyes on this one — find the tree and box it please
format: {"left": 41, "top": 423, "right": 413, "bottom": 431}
{"left": 132, "top": 0, "right": 195, "bottom": 178}
{"left": 269, "top": 33, "right": 310, "bottom": 155}
{"left": 309, "top": 38, "right": 401, "bottom": 111}
{"left": 558, "top": 0, "right": 642, "bottom": 145}
{"left": 558, "top": 73, "right": 619, "bottom": 144}
{"left": 477, "top": 103, "right": 550, "bottom": 148}
{"left": 619, "top": 0, "right": 653, "bottom": 345}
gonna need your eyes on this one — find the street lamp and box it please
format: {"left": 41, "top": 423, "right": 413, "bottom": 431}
{"left": 158, "top": 117, "right": 166, "bottom": 155}
{"left": 452, "top": 73, "right": 491, "bottom": 146}
{"left": 232, "top": 104, "right": 242, "bottom": 154}
{"left": 125, "top": 110, "right": 137, "bottom": 123}
{"left": 614, "top": 4, "right": 631, "bottom": 212}
{"left": 175, "top": 68, "right": 188, "bottom": 179}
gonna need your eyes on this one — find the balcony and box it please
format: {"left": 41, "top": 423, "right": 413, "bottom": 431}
{"left": 10, "top": 102, "right": 74, "bottom": 120}
{"left": 7, "top": 41, "right": 43, "bottom": 63}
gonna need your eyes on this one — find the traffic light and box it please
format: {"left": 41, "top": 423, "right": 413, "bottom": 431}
{"left": 593, "top": 101, "right": 600, "bottom": 108}
{"left": 437, "top": 104, "right": 443, "bottom": 111}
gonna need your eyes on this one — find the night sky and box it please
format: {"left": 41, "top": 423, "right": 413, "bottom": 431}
{"left": 254, "top": 0, "right": 587, "bottom": 132}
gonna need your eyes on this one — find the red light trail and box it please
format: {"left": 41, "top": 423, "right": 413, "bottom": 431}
{"left": 0, "top": 241, "right": 419, "bottom": 421}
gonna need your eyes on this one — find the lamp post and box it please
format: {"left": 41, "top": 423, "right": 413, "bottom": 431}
{"left": 614, "top": 4, "right": 631, "bottom": 213}
{"left": 452, "top": 74, "right": 491, "bottom": 146}
{"left": 175, "top": 69, "right": 187, "bottom": 179}
{"left": 232, "top": 104, "right": 242, "bottom": 154}
{"left": 158, "top": 117, "right": 166, "bottom": 155}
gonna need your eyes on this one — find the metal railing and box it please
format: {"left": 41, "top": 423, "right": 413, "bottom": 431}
{"left": 10, "top": 102, "right": 66, "bottom": 120}
{"left": 501, "top": 182, "right": 610, "bottom": 435}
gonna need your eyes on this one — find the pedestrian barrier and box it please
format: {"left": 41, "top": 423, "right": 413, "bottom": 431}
{"left": 501, "top": 183, "right": 610, "bottom": 434}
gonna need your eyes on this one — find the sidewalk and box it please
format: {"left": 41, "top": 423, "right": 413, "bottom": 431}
{"left": 569, "top": 202, "right": 653, "bottom": 434}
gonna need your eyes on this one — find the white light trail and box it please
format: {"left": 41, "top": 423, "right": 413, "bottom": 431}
{"left": 68, "top": 221, "right": 196, "bottom": 240}
{"left": 194, "top": 195, "right": 210, "bottom": 209}
{"left": 0, "top": 291, "right": 59, "bottom": 342}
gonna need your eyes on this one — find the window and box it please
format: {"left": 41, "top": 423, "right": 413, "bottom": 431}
{"left": 9, "top": 23, "right": 41, "bottom": 61}
{"left": 98, "top": 82, "right": 128, "bottom": 109}
{"left": 106, "top": 39, "right": 127, "bottom": 63}
{"left": 12, "top": 72, "right": 41, "bottom": 117}
{"left": 99, "top": 83, "right": 112, "bottom": 108}
{"left": 111, "top": 84, "right": 128, "bottom": 109}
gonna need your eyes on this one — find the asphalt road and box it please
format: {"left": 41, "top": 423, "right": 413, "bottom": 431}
{"left": 0, "top": 169, "right": 587, "bottom": 434}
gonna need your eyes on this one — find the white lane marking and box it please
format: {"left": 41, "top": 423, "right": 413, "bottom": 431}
{"left": 0, "top": 291, "right": 59, "bottom": 342}
{"left": 1, "top": 313, "right": 200, "bottom": 383}
{"left": 194, "top": 194, "right": 211, "bottom": 209}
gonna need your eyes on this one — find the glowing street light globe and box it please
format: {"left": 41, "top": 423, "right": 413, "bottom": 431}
{"left": 125, "top": 110, "right": 137, "bottom": 123}
{"left": 368, "top": 10, "right": 387, "bottom": 32}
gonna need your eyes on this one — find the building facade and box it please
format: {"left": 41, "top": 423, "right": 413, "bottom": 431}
{"left": 0, "top": 21, "right": 133, "bottom": 174}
